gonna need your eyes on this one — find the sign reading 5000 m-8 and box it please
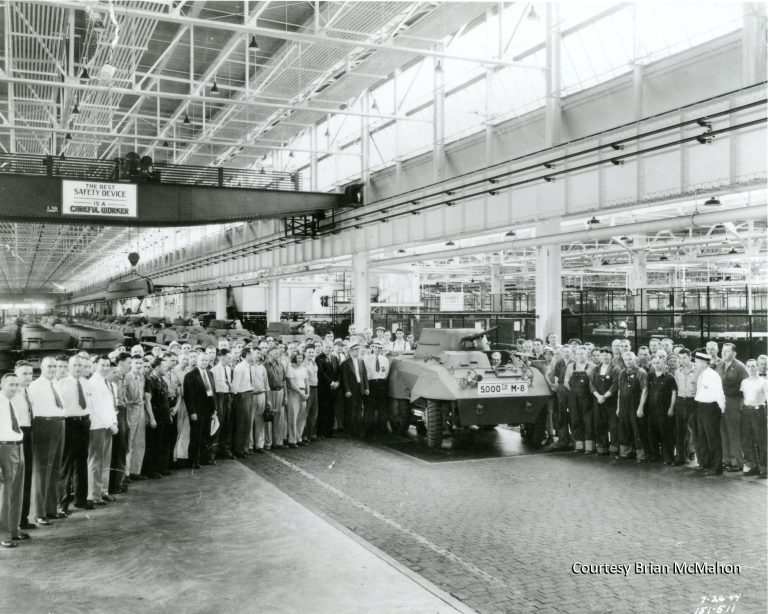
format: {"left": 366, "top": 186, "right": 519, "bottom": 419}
{"left": 61, "top": 180, "right": 137, "bottom": 218}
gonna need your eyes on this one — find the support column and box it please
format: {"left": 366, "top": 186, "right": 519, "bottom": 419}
{"left": 267, "top": 279, "right": 281, "bottom": 323}
{"left": 743, "top": 3, "right": 768, "bottom": 86}
{"left": 433, "top": 54, "right": 446, "bottom": 180}
{"left": 215, "top": 288, "right": 227, "bottom": 320}
{"left": 393, "top": 68, "right": 403, "bottom": 189}
{"left": 544, "top": 3, "right": 562, "bottom": 147}
{"left": 309, "top": 124, "right": 318, "bottom": 191}
{"left": 535, "top": 220, "right": 561, "bottom": 340}
{"left": 490, "top": 263, "right": 502, "bottom": 311}
{"left": 352, "top": 251, "right": 370, "bottom": 331}
{"left": 361, "top": 89, "right": 371, "bottom": 185}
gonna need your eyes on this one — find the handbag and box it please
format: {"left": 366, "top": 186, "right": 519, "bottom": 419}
{"left": 263, "top": 406, "right": 275, "bottom": 422}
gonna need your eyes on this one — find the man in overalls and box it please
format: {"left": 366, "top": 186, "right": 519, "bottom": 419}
{"left": 646, "top": 355, "right": 678, "bottom": 464}
{"left": 590, "top": 347, "right": 620, "bottom": 456}
{"left": 617, "top": 351, "right": 648, "bottom": 462}
{"left": 564, "top": 346, "right": 594, "bottom": 453}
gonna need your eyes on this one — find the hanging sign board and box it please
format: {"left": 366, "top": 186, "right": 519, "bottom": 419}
{"left": 61, "top": 180, "right": 137, "bottom": 218}
{"left": 439, "top": 292, "right": 465, "bottom": 312}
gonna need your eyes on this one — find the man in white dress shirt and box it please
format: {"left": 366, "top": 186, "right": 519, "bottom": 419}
{"left": 212, "top": 349, "right": 233, "bottom": 459}
{"left": 230, "top": 349, "right": 255, "bottom": 457}
{"left": 0, "top": 374, "right": 27, "bottom": 547}
{"left": 364, "top": 341, "right": 390, "bottom": 436}
{"left": 12, "top": 361, "right": 35, "bottom": 530}
{"left": 87, "top": 356, "right": 119, "bottom": 505}
{"left": 693, "top": 349, "right": 726, "bottom": 476}
{"left": 251, "top": 351, "right": 270, "bottom": 453}
{"left": 27, "top": 356, "right": 66, "bottom": 525}
{"left": 54, "top": 355, "right": 92, "bottom": 513}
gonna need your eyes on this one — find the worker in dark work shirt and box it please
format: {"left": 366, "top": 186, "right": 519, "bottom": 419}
{"left": 564, "top": 346, "right": 594, "bottom": 454}
{"left": 646, "top": 356, "right": 678, "bottom": 464}
{"left": 550, "top": 346, "right": 573, "bottom": 450}
{"left": 617, "top": 351, "right": 648, "bottom": 462}
{"left": 590, "top": 347, "right": 620, "bottom": 456}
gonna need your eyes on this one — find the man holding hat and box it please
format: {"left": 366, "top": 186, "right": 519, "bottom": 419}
{"left": 693, "top": 348, "right": 726, "bottom": 475}
{"left": 364, "top": 340, "right": 389, "bottom": 436}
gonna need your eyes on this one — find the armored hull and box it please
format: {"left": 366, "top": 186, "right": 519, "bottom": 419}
{"left": 388, "top": 328, "right": 551, "bottom": 448}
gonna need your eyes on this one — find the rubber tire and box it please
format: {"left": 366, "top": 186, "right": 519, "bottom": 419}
{"left": 479, "top": 425, "right": 498, "bottom": 431}
{"left": 396, "top": 399, "right": 412, "bottom": 435}
{"left": 425, "top": 399, "right": 443, "bottom": 449}
{"left": 520, "top": 407, "right": 547, "bottom": 447}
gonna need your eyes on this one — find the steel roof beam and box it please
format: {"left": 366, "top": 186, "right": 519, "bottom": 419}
{"left": 46, "top": 1, "right": 544, "bottom": 71}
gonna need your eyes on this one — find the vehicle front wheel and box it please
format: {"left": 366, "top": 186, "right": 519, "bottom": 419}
{"left": 424, "top": 399, "right": 443, "bottom": 449}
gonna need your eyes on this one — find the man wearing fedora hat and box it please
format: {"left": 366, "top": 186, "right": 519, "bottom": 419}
{"left": 693, "top": 349, "right": 726, "bottom": 476}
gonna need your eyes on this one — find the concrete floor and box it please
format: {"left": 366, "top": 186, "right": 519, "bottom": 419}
{"left": 0, "top": 461, "right": 468, "bottom": 614}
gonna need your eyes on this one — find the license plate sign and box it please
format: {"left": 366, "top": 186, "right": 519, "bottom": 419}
{"left": 478, "top": 381, "right": 528, "bottom": 396}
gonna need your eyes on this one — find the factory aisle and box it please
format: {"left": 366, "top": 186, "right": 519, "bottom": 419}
{"left": 0, "top": 460, "right": 470, "bottom": 614}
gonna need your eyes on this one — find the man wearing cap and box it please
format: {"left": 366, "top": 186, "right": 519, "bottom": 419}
{"left": 131, "top": 344, "right": 144, "bottom": 359}
{"left": 340, "top": 341, "right": 369, "bottom": 438}
{"left": 693, "top": 349, "right": 726, "bottom": 475}
{"left": 716, "top": 343, "right": 748, "bottom": 472}
{"left": 364, "top": 341, "right": 389, "bottom": 436}
{"left": 374, "top": 327, "right": 389, "bottom": 346}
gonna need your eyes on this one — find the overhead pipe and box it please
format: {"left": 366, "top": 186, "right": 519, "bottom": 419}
{"left": 372, "top": 204, "right": 768, "bottom": 266}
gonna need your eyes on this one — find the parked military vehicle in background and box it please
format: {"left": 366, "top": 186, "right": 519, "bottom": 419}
{"left": 266, "top": 320, "right": 322, "bottom": 345}
{"left": 388, "top": 327, "right": 550, "bottom": 448}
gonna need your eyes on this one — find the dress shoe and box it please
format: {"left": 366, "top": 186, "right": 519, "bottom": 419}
{"left": 221, "top": 451, "right": 234, "bottom": 459}
{"left": 74, "top": 501, "right": 95, "bottom": 510}
{"left": 202, "top": 460, "right": 216, "bottom": 466}
{"left": 148, "top": 473, "right": 162, "bottom": 479}
{"left": 234, "top": 452, "right": 245, "bottom": 458}
{"left": 274, "top": 445, "right": 287, "bottom": 450}
{"left": 19, "top": 521, "right": 37, "bottom": 530}
{"left": 123, "top": 476, "right": 132, "bottom": 485}
{"left": 0, "top": 540, "right": 17, "bottom": 548}
{"left": 743, "top": 467, "right": 760, "bottom": 476}
{"left": 297, "top": 441, "right": 307, "bottom": 447}
{"left": 703, "top": 469, "right": 723, "bottom": 476}
{"left": 35, "top": 517, "right": 51, "bottom": 526}
{"left": 102, "top": 494, "right": 116, "bottom": 502}
{"left": 12, "top": 533, "right": 30, "bottom": 541}
{"left": 264, "top": 446, "right": 271, "bottom": 451}
{"left": 56, "top": 508, "right": 70, "bottom": 516}
{"left": 89, "top": 499, "right": 107, "bottom": 506}
{"left": 49, "top": 512, "right": 67, "bottom": 519}
{"left": 191, "top": 463, "right": 202, "bottom": 469}
{"left": 130, "top": 474, "right": 147, "bottom": 481}
{"left": 289, "top": 443, "right": 299, "bottom": 449}
{"left": 254, "top": 448, "right": 265, "bottom": 454}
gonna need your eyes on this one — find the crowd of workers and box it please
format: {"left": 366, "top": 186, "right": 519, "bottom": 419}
{"left": 0, "top": 323, "right": 406, "bottom": 549}
{"left": 1, "top": 321, "right": 766, "bottom": 551}
{"left": 533, "top": 335, "right": 768, "bottom": 480}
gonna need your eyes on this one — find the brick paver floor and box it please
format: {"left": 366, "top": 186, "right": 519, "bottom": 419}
{"left": 241, "top": 434, "right": 767, "bottom": 614}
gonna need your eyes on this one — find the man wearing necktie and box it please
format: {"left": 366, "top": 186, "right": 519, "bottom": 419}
{"left": 54, "top": 355, "right": 92, "bottom": 513}
{"left": 211, "top": 349, "right": 234, "bottom": 459}
{"left": 340, "top": 342, "right": 369, "bottom": 438}
{"left": 364, "top": 341, "right": 390, "bottom": 437}
{"left": 183, "top": 353, "right": 217, "bottom": 469}
{"left": 0, "top": 374, "right": 28, "bottom": 547}
{"left": 12, "top": 361, "right": 35, "bottom": 530}
{"left": 87, "top": 356, "right": 119, "bottom": 505}
{"left": 26, "top": 356, "right": 66, "bottom": 525}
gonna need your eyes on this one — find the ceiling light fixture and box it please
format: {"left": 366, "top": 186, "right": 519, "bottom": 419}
{"left": 79, "top": 65, "right": 90, "bottom": 80}
{"left": 610, "top": 158, "right": 624, "bottom": 165}
{"left": 183, "top": 113, "right": 191, "bottom": 124}
{"left": 728, "top": 247, "right": 737, "bottom": 255}
{"left": 288, "top": 150, "right": 294, "bottom": 158}
{"left": 371, "top": 98, "right": 379, "bottom": 111}
{"left": 588, "top": 216, "right": 600, "bottom": 225}
{"left": 610, "top": 143, "right": 624, "bottom": 151}
{"left": 659, "top": 255, "right": 668, "bottom": 261}
{"left": 249, "top": 35, "right": 259, "bottom": 51}
{"left": 505, "top": 230, "right": 516, "bottom": 237}
{"left": 446, "top": 241, "right": 455, "bottom": 246}
{"left": 163, "top": 140, "right": 169, "bottom": 147}
{"left": 434, "top": 60, "right": 443, "bottom": 74}
{"left": 704, "top": 196, "right": 721, "bottom": 206}
{"left": 696, "top": 133, "right": 714, "bottom": 145}
{"left": 72, "top": 102, "right": 80, "bottom": 114}
{"left": 65, "top": 132, "right": 72, "bottom": 140}
{"left": 601, "top": 258, "right": 610, "bottom": 266}
{"left": 527, "top": 5, "right": 539, "bottom": 21}
{"left": 397, "top": 249, "right": 406, "bottom": 254}
{"left": 210, "top": 80, "right": 220, "bottom": 95}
